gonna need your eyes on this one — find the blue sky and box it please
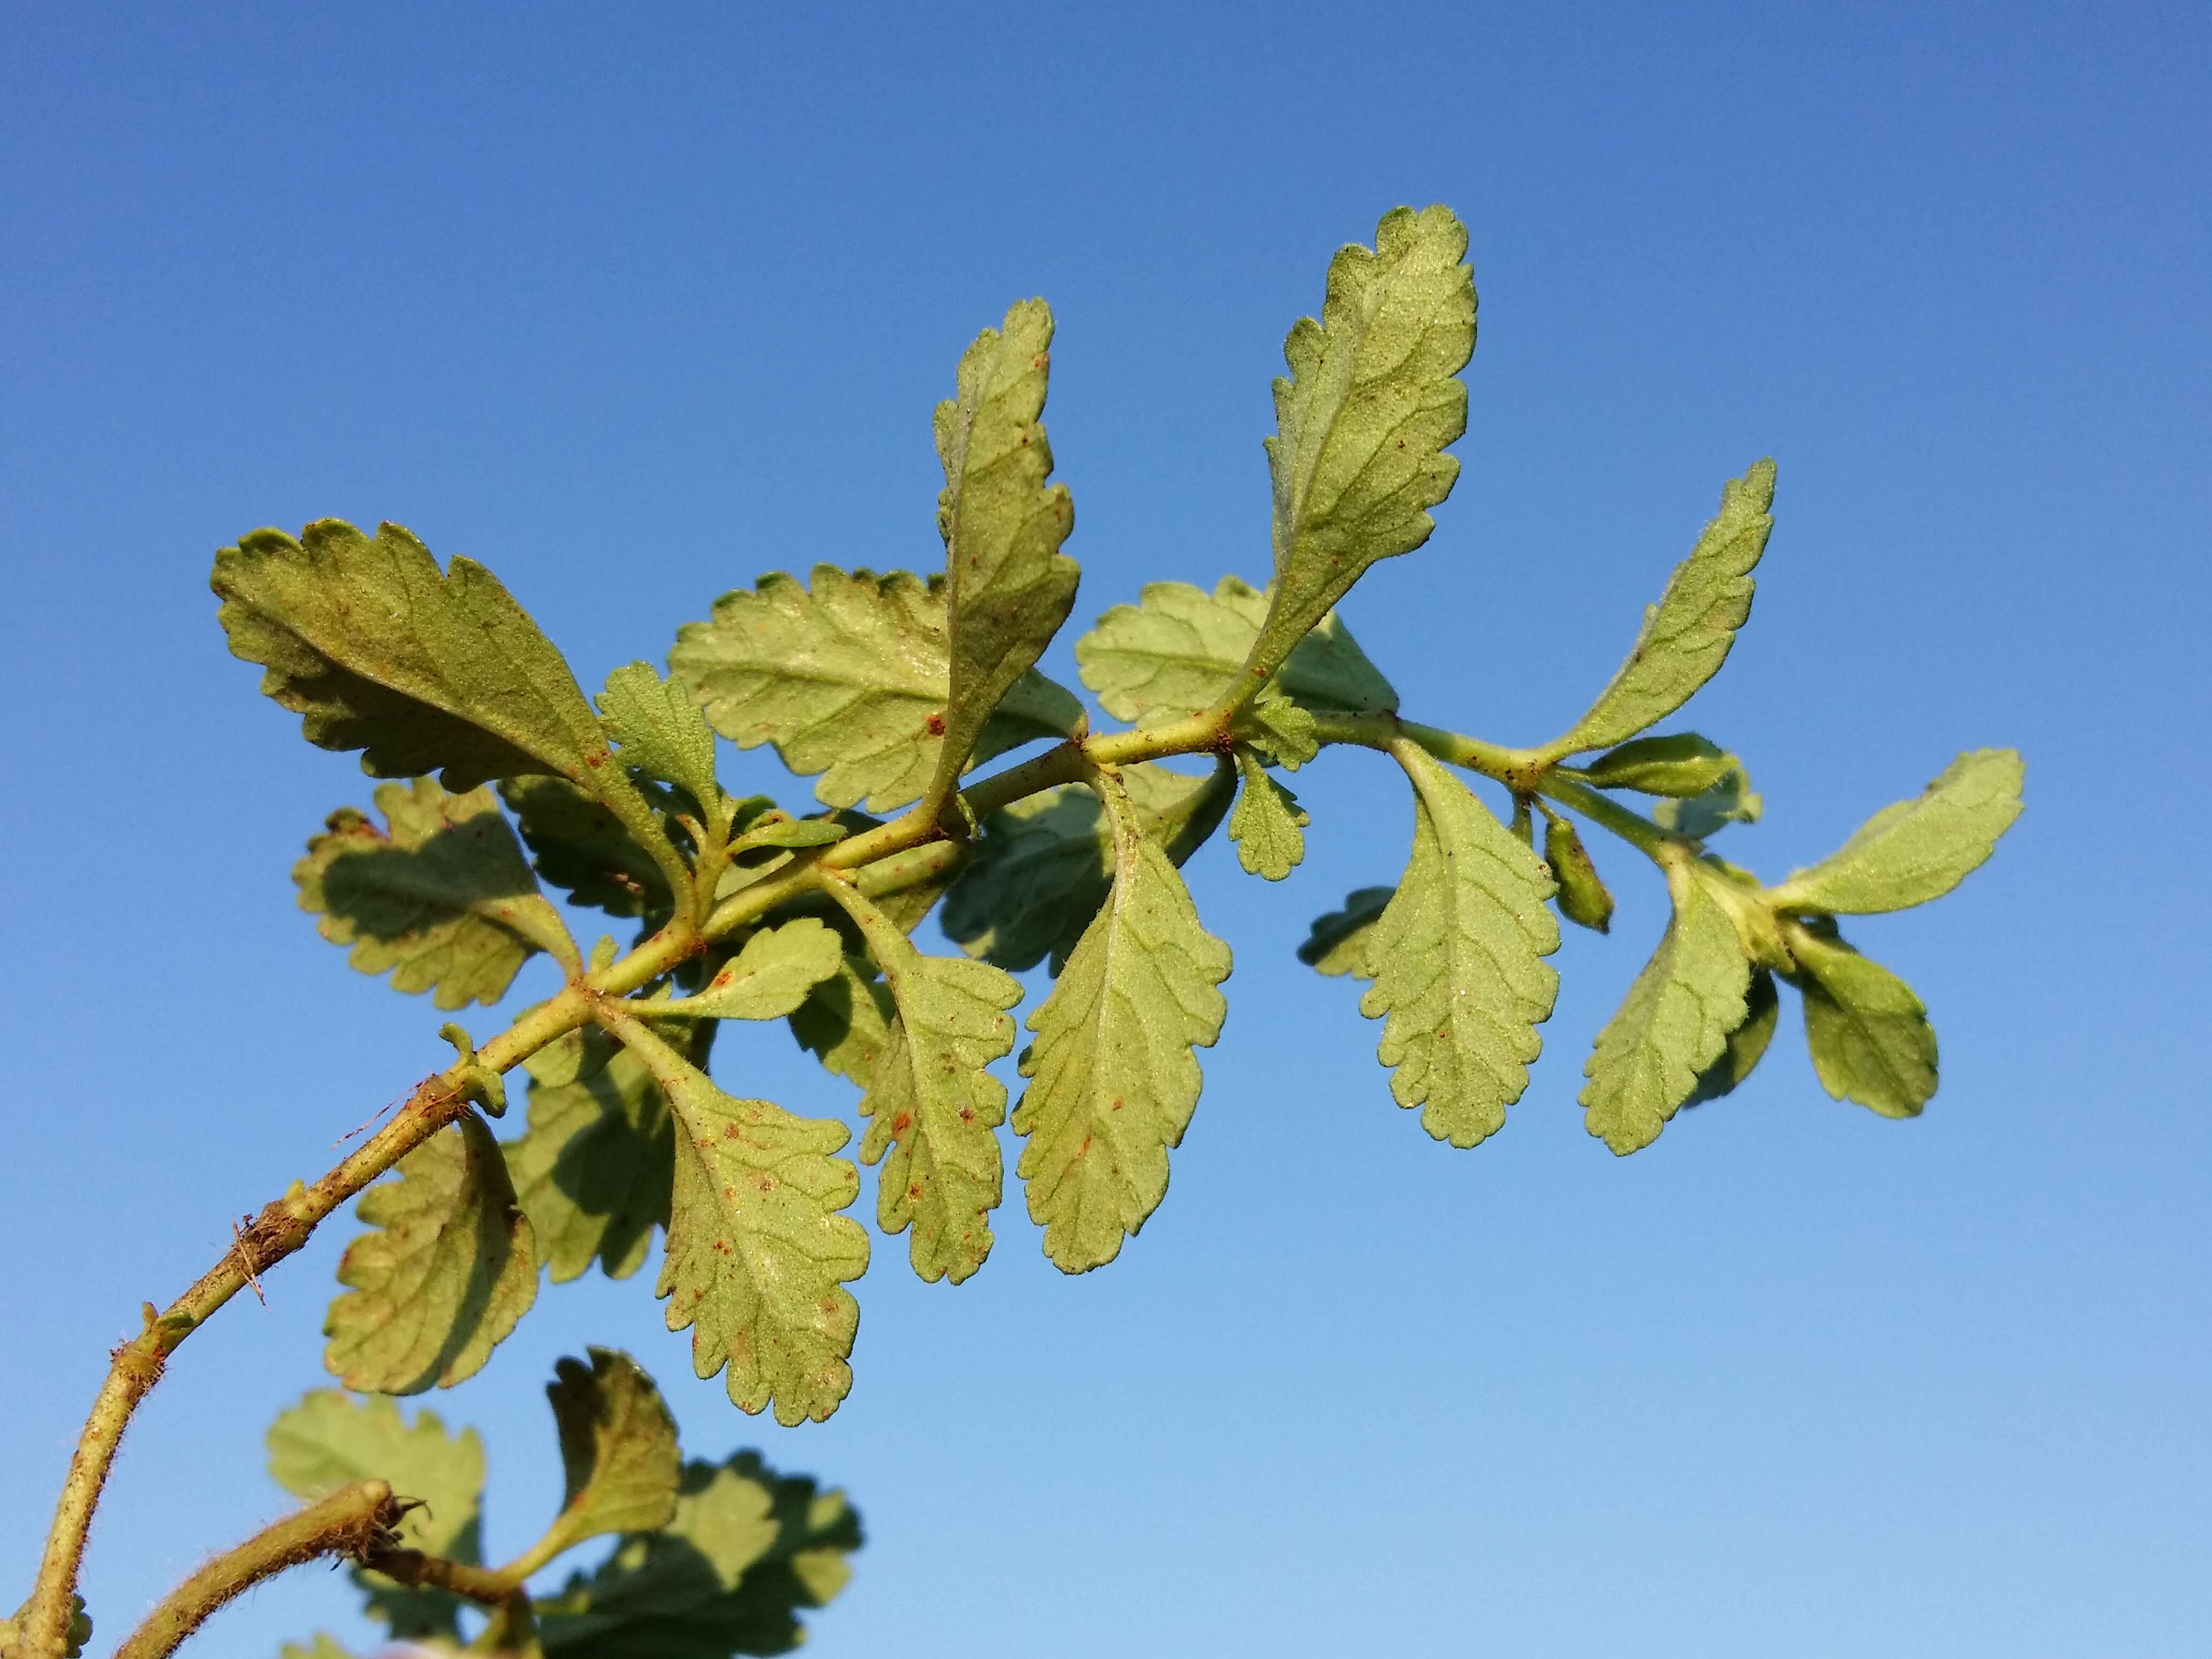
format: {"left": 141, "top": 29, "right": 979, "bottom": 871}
{"left": 2, "top": 4, "right": 2206, "bottom": 1655}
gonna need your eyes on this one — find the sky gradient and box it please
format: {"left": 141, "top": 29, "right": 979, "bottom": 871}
{"left": 2, "top": 4, "right": 2207, "bottom": 1656}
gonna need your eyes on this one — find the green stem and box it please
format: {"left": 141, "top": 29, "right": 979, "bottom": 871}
{"left": 107, "top": 1483, "right": 400, "bottom": 1659}
{"left": 1536, "top": 772, "right": 1678, "bottom": 863}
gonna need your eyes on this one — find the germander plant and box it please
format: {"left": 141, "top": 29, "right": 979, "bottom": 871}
{"left": 3, "top": 205, "right": 2023, "bottom": 1659}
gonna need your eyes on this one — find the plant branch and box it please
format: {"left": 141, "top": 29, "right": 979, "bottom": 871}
{"left": 108, "top": 1483, "right": 401, "bottom": 1659}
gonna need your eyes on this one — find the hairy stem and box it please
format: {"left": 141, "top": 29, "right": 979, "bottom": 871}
{"left": 108, "top": 1483, "right": 400, "bottom": 1659}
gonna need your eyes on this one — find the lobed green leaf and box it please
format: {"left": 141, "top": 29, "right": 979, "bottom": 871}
{"left": 1252, "top": 206, "right": 1474, "bottom": 687}
{"left": 1359, "top": 746, "right": 1560, "bottom": 1148}
{"left": 671, "top": 918, "right": 846, "bottom": 1022}
{"left": 669, "top": 565, "right": 1083, "bottom": 813}
{"left": 1075, "top": 574, "right": 1397, "bottom": 727}
{"left": 324, "top": 1110, "right": 538, "bottom": 1394}
{"left": 1228, "top": 748, "right": 1309, "bottom": 880}
{"left": 1014, "top": 766, "right": 1234, "bottom": 1272}
{"left": 1541, "top": 462, "right": 1777, "bottom": 759}
{"left": 1784, "top": 919, "right": 1938, "bottom": 1116}
{"left": 295, "top": 778, "right": 572, "bottom": 1008}
{"left": 544, "top": 1347, "right": 683, "bottom": 1553}
{"left": 600, "top": 661, "right": 722, "bottom": 811}
{"left": 1768, "top": 748, "right": 2024, "bottom": 915}
{"left": 825, "top": 880, "right": 1021, "bottom": 1284}
{"left": 930, "top": 298, "right": 1083, "bottom": 801}
{"left": 1580, "top": 863, "right": 1753, "bottom": 1154}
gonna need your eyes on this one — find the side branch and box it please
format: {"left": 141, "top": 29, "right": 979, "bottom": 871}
{"left": 109, "top": 1483, "right": 400, "bottom": 1659}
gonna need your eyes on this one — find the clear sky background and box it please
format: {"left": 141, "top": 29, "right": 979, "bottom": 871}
{"left": 2, "top": 4, "right": 2206, "bottom": 1656}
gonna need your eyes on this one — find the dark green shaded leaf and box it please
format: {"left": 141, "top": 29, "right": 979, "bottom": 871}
{"left": 1784, "top": 920, "right": 1938, "bottom": 1117}
{"left": 543, "top": 1348, "right": 682, "bottom": 1554}
{"left": 1296, "top": 886, "right": 1394, "bottom": 978}
{"left": 787, "top": 954, "right": 898, "bottom": 1094}
{"left": 1683, "top": 968, "right": 1780, "bottom": 1108}
{"left": 501, "top": 776, "right": 675, "bottom": 922}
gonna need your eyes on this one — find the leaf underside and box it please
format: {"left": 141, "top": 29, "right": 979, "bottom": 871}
{"left": 1770, "top": 748, "right": 2024, "bottom": 915}
{"left": 1785, "top": 920, "right": 1938, "bottom": 1116}
{"left": 545, "top": 1347, "right": 684, "bottom": 1549}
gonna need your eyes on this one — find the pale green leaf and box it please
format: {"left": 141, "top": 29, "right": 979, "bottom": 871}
{"left": 788, "top": 954, "right": 898, "bottom": 1093}
{"left": 543, "top": 1348, "right": 682, "bottom": 1552}
{"left": 930, "top": 298, "right": 1082, "bottom": 800}
{"left": 600, "top": 662, "right": 721, "bottom": 810}
{"left": 1233, "top": 685, "right": 1320, "bottom": 769}
{"left": 1252, "top": 206, "right": 1474, "bottom": 683}
{"left": 536, "top": 1453, "right": 861, "bottom": 1659}
{"left": 1296, "top": 886, "right": 1394, "bottom": 978}
{"left": 1651, "top": 757, "right": 1762, "bottom": 839}
{"left": 825, "top": 880, "right": 1021, "bottom": 1284}
{"left": 1074, "top": 574, "right": 1397, "bottom": 726}
{"left": 1228, "top": 748, "right": 1309, "bottom": 879}
{"left": 1014, "top": 767, "right": 1234, "bottom": 1272}
{"left": 212, "top": 519, "right": 612, "bottom": 792}
{"left": 1542, "top": 811, "right": 1615, "bottom": 933}
{"left": 1584, "top": 733, "right": 1735, "bottom": 797}
{"left": 500, "top": 775, "right": 675, "bottom": 921}
{"left": 941, "top": 759, "right": 1233, "bottom": 973}
{"left": 267, "top": 1391, "right": 483, "bottom": 1639}
{"left": 324, "top": 1110, "right": 537, "bottom": 1393}
{"left": 1358, "top": 746, "right": 1560, "bottom": 1148}
{"left": 1581, "top": 864, "right": 1753, "bottom": 1154}
{"left": 1784, "top": 920, "right": 1938, "bottom": 1117}
{"left": 669, "top": 566, "right": 1083, "bottom": 813}
{"left": 731, "top": 814, "right": 848, "bottom": 850}
{"left": 295, "top": 778, "right": 572, "bottom": 1008}
{"left": 669, "top": 919, "right": 846, "bottom": 1021}
{"left": 607, "top": 1019, "right": 866, "bottom": 1425}
{"left": 1542, "top": 462, "right": 1776, "bottom": 758}
{"left": 505, "top": 1020, "right": 708, "bottom": 1283}
{"left": 1682, "top": 966, "right": 1780, "bottom": 1108}
{"left": 1768, "top": 748, "right": 2024, "bottom": 915}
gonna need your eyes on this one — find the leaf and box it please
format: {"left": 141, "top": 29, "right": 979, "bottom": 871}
{"left": 325, "top": 1110, "right": 538, "bottom": 1394}
{"left": 1580, "top": 863, "right": 1753, "bottom": 1154}
{"left": 1013, "top": 766, "right": 1234, "bottom": 1272}
{"left": 1541, "top": 462, "right": 1777, "bottom": 758}
{"left": 1074, "top": 574, "right": 1398, "bottom": 726}
{"left": 608, "top": 1018, "right": 867, "bottom": 1425}
{"left": 1768, "top": 749, "right": 2024, "bottom": 915}
{"left": 1252, "top": 206, "right": 1474, "bottom": 683}
{"left": 941, "top": 759, "right": 1234, "bottom": 973}
{"left": 732, "top": 814, "right": 848, "bottom": 850}
{"left": 267, "top": 1391, "right": 484, "bottom": 1639}
{"left": 1232, "top": 685, "right": 1320, "bottom": 769}
{"left": 1651, "top": 757, "right": 1763, "bottom": 839}
{"left": 212, "top": 519, "right": 613, "bottom": 792}
{"left": 671, "top": 919, "right": 846, "bottom": 1021}
{"left": 1784, "top": 920, "right": 1938, "bottom": 1117}
{"left": 1683, "top": 967, "right": 1780, "bottom": 1108}
{"left": 1358, "top": 746, "right": 1560, "bottom": 1148}
{"left": 1228, "top": 748, "right": 1309, "bottom": 879}
{"left": 295, "top": 778, "right": 572, "bottom": 1008}
{"left": 670, "top": 566, "right": 1083, "bottom": 813}
{"left": 544, "top": 1348, "right": 683, "bottom": 1552}
{"left": 1296, "top": 886, "right": 1394, "bottom": 978}
{"left": 825, "top": 881, "right": 1021, "bottom": 1285}
{"left": 505, "top": 1019, "right": 708, "bottom": 1283}
{"left": 536, "top": 1453, "right": 861, "bottom": 1659}
{"left": 501, "top": 776, "right": 675, "bottom": 921}
{"left": 1542, "top": 811, "right": 1615, "bottom": 933}
{"left": 1584, "top": 733, "right": 1736, "bottom": 797}
{"left": 600, "top": 662, "right": 721, "bottom": 810}
{"left": 788, "top": 954, "right": 899, "bottom": 1093}
{"left": 930, "top": 298, "right": 1083, "bottom": 800}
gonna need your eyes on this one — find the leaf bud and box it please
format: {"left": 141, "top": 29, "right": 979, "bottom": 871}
{"left": 1542, "top": 811, "right": 1615, "bottom": 932}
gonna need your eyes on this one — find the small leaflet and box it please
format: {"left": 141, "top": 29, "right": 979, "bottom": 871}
{"left": 598, "top": 661, "right": 722, "bottom": 811}
{"left": 1232, "top": 686, "right": 1320, "bottom": 769}
{"left": 1583, "top": 732, "right": 1735, "bottom": 797}
{"left": 295, "top": 778, "right": 573, "bottom": 1009}
{"left": 1540, "top": 463, "right": 1777, "bottom": 760}
{"left": 324, "top": 1110, "right": 539, "bottom": 1394}
{"left": 823, "top": 879, "right": 1022, "bottom": 1285}
{"left": 1250, "top": 206, "right": 1474, "bottom": 688}
{"left": 1228, "top": 748, "right": 1309, "bottom": 880}
{"left": 1768, "top": 749, "right": 2024, "bottom": 915}
{"left": 941, "top": 759, "right": 1234, "bottom": 973}
{"left": 668, "top": 918, "right": 846, "bottom": 1021}
{"left": 1783, "top": 920, "right": 1939, "bottom": 1117}
{"left": 1074, "top": 574, "right": 1398, "bottom": 726}
{"left": 212, "top": 519, "right": 618, "bottom": 792}
{"left": 1359, "top": 746, "right": 1560, "bottom": 1148}
{"left": 929, "top": 298, "right": 1083, "bottom": 803}
{"left": 611, "top": 1017, "right": 869, "bottom": 1425}
{"left": 543, "top": 1348, "right": 683, "bottom": 1551}
{"left": 669, "top": 565, "right": 1084, "bottom": 813}
{"left": 534, "top": 1451, "right": 863, "bottom": 1658}
{"left": 1580, "top": 865, "right": 1753, "bottom": 1154}
{"left": 266, "top": 1391, "right": 485, "bottom": 1639}
{"left": 1014, "top": 767, "right": 1234, "bottom": 1273}
{"left": 1296, "top": 886, "right": 1394, "bottom": 978}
